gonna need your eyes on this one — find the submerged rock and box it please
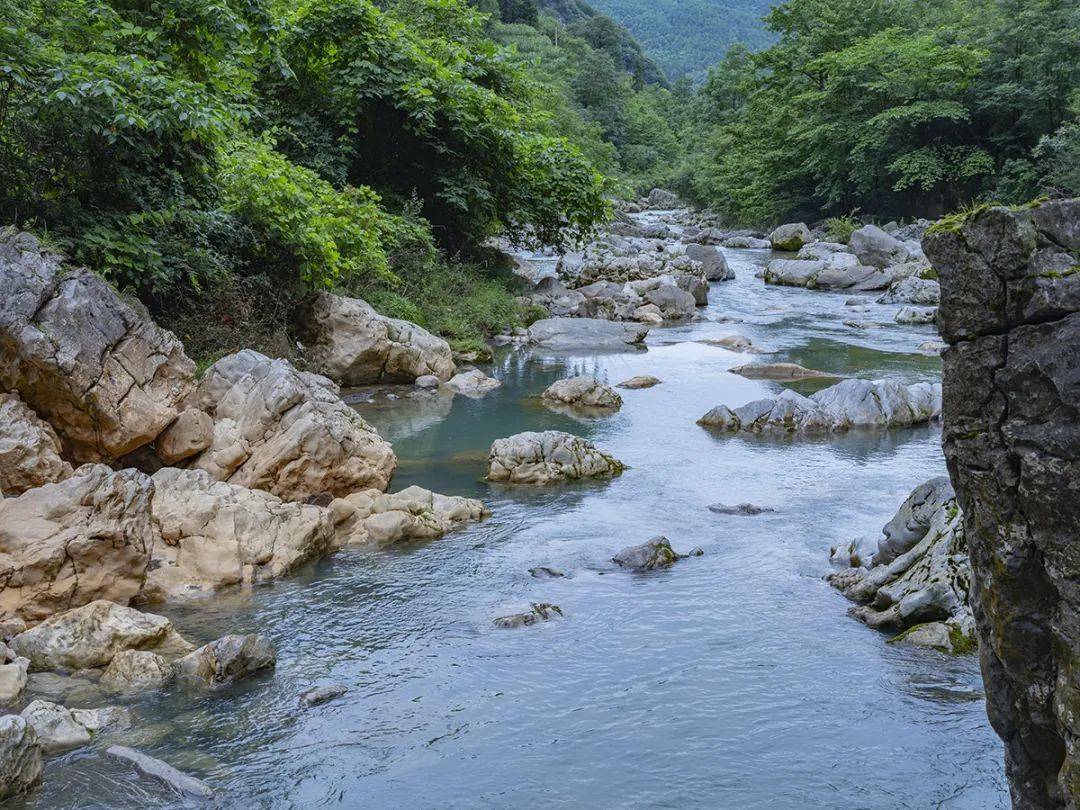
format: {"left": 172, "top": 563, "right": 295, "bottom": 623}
{"left": 768, "top": 223, "right": 811, "bottom": 251}
{"left": 107, "top": 745, "right": 214, "bottom": 800}
{"left": 0, "top": 466, "right": 154, "bottom": 626}
{"left": 331, "top": 485, "right": 488, "bottom": 546}
{"left": 9, "top": 601, "right": 193, "bottom": 672}
{"left": 145, "top": 467, "right": 336, "bottom": 601}
{"left": 528, "top": 567, "right": 566, "bottom": 579}
{"left": 300, "top": 683, "right": 348, "bottom": 707}
{"left": 0, "top": 392, "right": 72, "bottom": 496}
{"left": 298, "top": 291, "right": 455, "bottom": 385}
{"left": 616, "top": 375, "right": 661, "bottom": 389}
{"left": 444, "top": 369, "right": 500, "bottom": 397}
{"left": 0, "top": 715, "right": 42, "bottom": 800}
{"left": 175, "top": 634, "right": 275, "bottom": 687}
{"left": 526, "top": 318, "right": 648, "bottom": 351}
{"left": 728, "top": 362, "right": 833, "bottom": 380}
{"left": 708, "top": 503, "right": 776, "bottom": 516}
{"left": 493, "top": 603, "right": 563, "bottom": 629}
{"left": 186, "top": 350, "right": 396, "bottom": 501}
{"left": 486, "top": 431, "right": 625, "bottom": 485}
{"left": 541, "top": 376, "right": 622, "bottom": 410}
{"left": 612, "top": 537, "right": 681, "bottom": 570}
{"left": 0, "top": 230, "right": 195, "bottom": 464}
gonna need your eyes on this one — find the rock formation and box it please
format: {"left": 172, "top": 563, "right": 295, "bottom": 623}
{"left": 541, "top": 376, "right": 622, "bottom": 410}
{"left": 0, "top": 715, "right": 42, "bottom": 800}
{"left": 0, "top": 393, "right": 72, "bottom": 495}
{"left": 526, "top": 318, "right": 648, "bottom": 350}
{"left": 487, "top": 431, "right": 625, "bottom": 484}
{"left": 330, "top": 485, "right": 488, "bottom": 546}
{"left": 925, "top": 198, "right": 1080, "bottom": 807}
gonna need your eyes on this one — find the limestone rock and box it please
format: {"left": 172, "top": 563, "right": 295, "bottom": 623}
{"left": 444, "top": 369, "right": 500, "bottom": 397}
{"left": 331, "top": 485, "right": 488, "bottom": 547}
{"left": 526, "top": 318, "right": 648, "bottom": 351}
{"left": 298, "top": 292, "right": 455, "bottom": 384}
{"left": 0, "top": 231, "right": 195, "bottom": 463}
{"left": 723, "top": 236, "right": 771, "bottom": 249}
{"left": 612, "top": 537, "right": 679, "bottom": 570}
{"left": 895, "top": 306, "right": 937, "bottom": 325}
{"left": 0, "top": 715, "right": 42, "bottom": 800}
{"left": 487, "top": 431, "right": 625, "bottom": 485}
{"left": 698, "top": 379, "right": 941, "bottom": 434}
{"left": 728, "top": 363, "right": 832, "bottom": 381}
{"left": 877, "top": 276, "right": 940, "bottom": 306}
{"left": 0, "top": 465, "right": 154, "bottom": 625}
{"left": 848, "top": 224, "right": 911, "bottom": 269}
{"left": 684, "top": 244, "right": 733, "bottom": 281}
{"left": 9, "top": 601, "right": 193, "bottom": 671}
{"left": 106, "top": 745, "right": 214, "bottom": 799}
{"left": 145, "top": 467, "right": 336, "bottom": 601}
{"left": 925, "top": 198, "right": 1080, "bottom": 806}
{"left": 175, "top": 633, "right": 275, "bottom": 687}
{"left": 493, "top": 603, "right": 562, "bottom": 629}
{"left": 0, "top": 653, "right": 28, "bottom": 703}
{"left": 541, "top": 377, "right": 622, "bottom": 410}
{"left": 100, "top": 650, "right": 174, "bottom": 692}
{"left": 768, "top": 223, "right": 811, "bottom": 251}
{"left": 616, "top": 375, "right": 661, "bottom": 389}
{"left": 186, "top": 350, "right": 396, "bottom": 501}
{"left": 20, "top": 700, "right": 128, "bottom": 752}
{"left": 154, "top": 408, "right": 214, "bottom": 465}
{"left": 0, "top": 393, "right": 72, "bottom": 496}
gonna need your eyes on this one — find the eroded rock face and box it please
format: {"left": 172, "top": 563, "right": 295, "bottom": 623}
{"left": 541, "top": 377, "right": 622, "bottom": 410}
{"left": 0, "top": 715, "right": 42, "bottom": 800}
{"left": 487, "top": 431, "right": 625, "bottom": 485}
{"left": 330, "top": 485, "right": 488, "bottom": 546}
{"left": 299, "top": 292, "right": 455, "bottom": 385}
{"left": 697, "top": 379, "right": 941, "bottom": 434}
{"left": 828, "top": 478, "right": 973, "bottom": 647}
{"left": 925, "top": 198, "right": 1080, "bottom": 807}
{"left": 186, "top": 350, "right": 396, "bottom": 501}
{"left": 145, "top": 468, "right": 337, "bottom": 601}
{"left": 0, "top": 465, "right": 154, "bottom": 626}
{"left": 0, "top": 393, "right": 72, "bottom": 496}
{"left": 0, "top": 230, "right": 194, "bottom": 463}
{"left": 9, "top": 601, "right": 193, "bottom": 671}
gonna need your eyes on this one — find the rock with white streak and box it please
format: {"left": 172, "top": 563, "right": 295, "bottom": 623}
{"left": 487, "top": 431, "right": 625, "bottom": 485}
{"left": 0, "top": 392, "right": 72, "bottom": 496}
{"left": 186, "top": 350, "right": 396, "bottom": 501}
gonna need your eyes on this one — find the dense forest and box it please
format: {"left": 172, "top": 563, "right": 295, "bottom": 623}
{"left": 1, "top": 0, "right": 1078, "bottom": 358}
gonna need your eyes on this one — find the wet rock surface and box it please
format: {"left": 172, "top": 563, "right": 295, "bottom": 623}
{"left": 176, "top": 633, "right": 275, "bottom": 687}
{"left": 493, "top": 603, "right": 562, "bottom": 629}
{"left": 612, "top": 537, "right": 682, "bottom": 570}
{"left": 926, "top": 198, "right": 1080, "bottom": 807}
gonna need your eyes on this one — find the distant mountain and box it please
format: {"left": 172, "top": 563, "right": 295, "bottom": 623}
{"left": 583, "top": 0, "right": 775, "bottom": 81}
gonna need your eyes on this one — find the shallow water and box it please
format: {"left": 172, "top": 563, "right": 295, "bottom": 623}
{"left": 18, "top": 240, "right": 1007, "bottom": 808}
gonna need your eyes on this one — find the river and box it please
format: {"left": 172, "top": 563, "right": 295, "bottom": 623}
{"left": 17, "top": 215, "right": 1007, "bottom": 808}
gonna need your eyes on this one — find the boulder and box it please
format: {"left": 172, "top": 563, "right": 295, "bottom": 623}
{"left": 632, "top": 305, "right": 664, "bottom": 326}
{"left": 153, "top": 408, "right": 214, "bottom": 465}
{"left": 444, "top": 369, "right": 500, "bottom": 397}
{"left": 0, "top": 393, "right": 72, "bottom": 496}
{"left": 20, "top": 700, "right": 128, "bottom": 752}
{"left": 526, "top": 318, "right": 648, "bottom": 351}
{"left": 644, "top": 284, "right": 696, "bottom": 320}
{"left": 728, "top": 363, "right": 833, "bottom": 381}
{"left": 145, "top": 467, "right": 337, "bottom": 601}
{"left": 702, "top": 335, "right": 754, "bottom": 351}
{"left": 708, "top": 503, "right": 775, "bottom": 516}
{"left": 106, "top": 745, "right": 214, "bottom": 800}
{"left": 100, "top": 650, "right": 174, "bottom": 692}
{"left": 9, "top": 601, "right": 194, "bottom": 671}
{"left": 175, "top": 633, "right": 275, "bottom": 687}
{"left": 493, "top": 603, "right": 562, "bottom": 629}
{"left": 612, "top": 537, "right": 680, "bottom": 570}
{"left": 487, "top": 431, "right": 625, "bottom": 485}
{"left": 698, "top": 379, "right": 941, "bottom": 434}
{"left": 298, "top": 292, "right": 455, "bottom": 384}
{"left": 414, "top": 374, "right": 440, "bottom": 389}
{"left": 723, "top": 236, "right": 771, "bottom": 249}
{"left": 186, "top": 350, "right": 396, "bottom": 501}
{"left": 616, "top": 375, "right": 661, "bottom": 389}
{"left": 645, "top": 188, "right": 679, "bottom": 209}
{"left": 541, "top": 377, "right": 622, "bottom": 410}
{"left": 330, "top": 485, "right": 488, "bottom": 546}
{"left": 768, "top": 223, "right": 811, "bottom": 251}
{"left": 0, "top": 715, "right": 42, "bottom": 800}
{"left": 796, "top": 241, "right": 849, "bottom": 260}
{"left": 890, "top": 621, "right": 965, "bottom": 653}
{"left": 876, "top": 276, "right": 940, "bottom": 306}
{"left": 895, "top": 306, "right": 937, "bottom": 325}
{"left": 0, "top": 646, "right": 28, "bottom": 703}
{"left": 0, "top": 230, "right": 195, "bottom": 463}
{"left": 0, "top": 465, "right": 154, "bottom": 625}
{"left": 684, "top": 244, "right": 733, "bottom": 281}
{"left": 763, "top": 259, "right": 824, "bottom": 287}
{"left": 672, "top": 271, "right": 710, "bottom": 305}
{"left": 848, "top": 224, "right": 911, "bottom": 269}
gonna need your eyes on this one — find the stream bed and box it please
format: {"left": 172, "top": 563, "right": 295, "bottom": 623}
{"left": 17, "top": 239, "right": 1007, "bottom": 808}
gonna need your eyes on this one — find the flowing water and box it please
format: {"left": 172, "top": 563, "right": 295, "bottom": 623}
{"left": 17, "top": 223, "right": 1007, "bottom": 808}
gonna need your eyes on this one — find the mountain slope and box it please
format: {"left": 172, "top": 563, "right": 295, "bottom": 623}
{"left": 585, "top": 0, "right": 775, "bottom": 80}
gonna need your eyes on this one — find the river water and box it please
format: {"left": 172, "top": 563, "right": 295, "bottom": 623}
{"left": 18, "top": 220, "right": 1007, "bottom": 808}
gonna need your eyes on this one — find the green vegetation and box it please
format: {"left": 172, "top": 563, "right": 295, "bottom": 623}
{"left": 675, "top": 0, "right": 1080, "bottom": 225}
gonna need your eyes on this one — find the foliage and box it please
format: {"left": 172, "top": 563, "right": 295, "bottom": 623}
{"left": 823, "top": 213, "right": 860, "bottom": 244}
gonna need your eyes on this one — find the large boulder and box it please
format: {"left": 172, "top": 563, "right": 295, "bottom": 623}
{"left": 645, "top": 188, "right": 679, "bottom": 209}
{"left": 526, "top": 318, "right": 648, "bottom": 351}
{"left": 444, "top": 369, "right": 500, "bottom": 397}
{"left": 767, "top": 223, "right": 811, "bottom": 251}
{"left": 186, "top": 350, "right": 396, "bottom": 501}
{"left": 848, "top": 224, "right": 911, "bottom": 269}
{"left": 683, "top": 244, "right": 733, "bottom": 281}
{"left": 330, "top": 485, "right": 488, "bottom": 546}
{"left": 0, "top": 465, "right": 154, "bottom": 625}
{"left": 8, "top": 601, "right": 193, "bottom": 671}
{"left": 763, "top": 259, "right": 824, "bottom": 287}
{"left": 0, "top": 230, "right": 195, "bottom": 463}
{"left": 925, "top": 198, "right": 1080, "bottom": 806}
{"left": 0, "top": 715, "right": 42, "bottom": 800}
{"left": 486, "top": 431, "right": 625, "bottom": 485}
{"left": 644, "top": 283, "right": 696, "bottom": 320}
{"left": 877, "top": 276, "right": 940, "bottom": 306}
{"left": 541, "top": 377, "right": 622, "bottom": 410}
{"left": 175, "top": 633, "right": 275, "bottom": 687}
{"left": 298, "top": 292, "right": 455, "bottom": 385}
{"left": 20, "top": 700, "right": 127, "bottom": 752}
{"left": 0, "top": 392, "right": 72, "bottom": 496}
{"left": 612, "top": 537, "right": 680, "bottom": 570}
{"left": 99, "top": 650, "right": 174, "bottom": 692}
{"left": 698, "top": 379, "right": 941, "bottom": 434}
{"left": 144, "top": 468, "right": 337, "bottom": 601}
{"left": 828, "top": 478, "right": 973, "bottom": 647}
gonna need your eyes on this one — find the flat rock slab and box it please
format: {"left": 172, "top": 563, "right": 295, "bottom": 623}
{"left": 493, "top": 603, "right": 562, "bottom": 629}
{"left": 616, "top": 376, "right": 662, "bottom": 389}
{"left": 526, "top": 318, "right": 648, "bottom": 351}
{"left": 708, "top": 503, "right": 776, "bottom": 516}
{"left": 728, "top": 363, "right": 834, "bottom": 380}
{"left": 107, "top": 745, "right": 214, "bottom": 800}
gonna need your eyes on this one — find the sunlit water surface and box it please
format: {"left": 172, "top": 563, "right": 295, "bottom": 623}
{"left": 16, "top": 238, "right": 1006, "bottom": 808}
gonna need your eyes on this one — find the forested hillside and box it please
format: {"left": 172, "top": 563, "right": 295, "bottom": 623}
{"left": 586, "top": 0, "right": 774, "bottom": 81}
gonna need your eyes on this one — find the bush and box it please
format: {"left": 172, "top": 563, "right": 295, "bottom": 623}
{"left": 823, "top": 212, "right": 861, "bottom": 244}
